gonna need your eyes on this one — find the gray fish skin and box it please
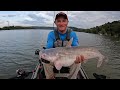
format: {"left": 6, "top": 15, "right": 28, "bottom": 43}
{"left": 39, "top": 46, "right": 108, "bottom": 70}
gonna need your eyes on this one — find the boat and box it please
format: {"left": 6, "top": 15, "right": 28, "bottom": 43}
{"left": 9, "top": 48, "right": 108, "bottom": 79}
{"left": 30, "top": 58, "right": 89, "bottom": 79}
{"left": 31, "top": 48, "right": 89, "bottom": 79}
{"left": 9, "top": 48, "right": 89, "bottom": 79}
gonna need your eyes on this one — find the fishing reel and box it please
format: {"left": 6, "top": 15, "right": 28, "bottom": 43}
{"left": 35, "top": 49, "right": 40, "bottom": 55}
{"left": 16, "top": 69, "right": 26, "bottom": 76}
{"left": 14, "top": 69, "right": 33, "bottom": 79}
{"left": 35, "top": 47, "right": 46, "bottom": 55}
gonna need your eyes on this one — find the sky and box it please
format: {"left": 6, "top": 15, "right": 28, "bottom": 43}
{"left": 0, "top": 11, "right": 120, "bottom": 29}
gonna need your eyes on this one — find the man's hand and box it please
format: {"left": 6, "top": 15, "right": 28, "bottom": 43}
{"left": 74, "top": 55, "right": 85, "bottom": 64}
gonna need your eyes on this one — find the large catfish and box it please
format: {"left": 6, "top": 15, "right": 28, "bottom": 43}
{"left": 39, "top": 38, "right": 108, "bottom": 70}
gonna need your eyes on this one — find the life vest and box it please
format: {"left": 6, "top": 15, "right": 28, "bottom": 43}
{"left": 54, "top": 28, "right": 72, "bottom": 48}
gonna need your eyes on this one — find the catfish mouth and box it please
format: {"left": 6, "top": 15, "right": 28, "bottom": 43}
{"left": 39, "top": 49, "right": 60, "bottom": 62}
{"left": 39, "top": 53, "right": 59, "bottom": 62}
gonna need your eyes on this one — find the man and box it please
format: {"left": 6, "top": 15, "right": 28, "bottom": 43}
{"left": 42, "top": 12, "right": 84, "bottom": 79}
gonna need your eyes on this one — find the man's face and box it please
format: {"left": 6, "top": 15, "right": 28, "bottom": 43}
{"left": 55, "top": 17, "right": 68, "bottom": 32}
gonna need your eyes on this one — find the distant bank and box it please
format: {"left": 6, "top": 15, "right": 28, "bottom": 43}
{"left": 0, "top": 20, "right": 120, "bottom": 39}
{"left": 0, "top": 26, "right": 54, "bottom": 30}
{"left": 0, "top": 26, "right": 83, "bottom": 31}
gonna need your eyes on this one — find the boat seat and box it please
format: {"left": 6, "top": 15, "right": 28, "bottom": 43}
{"left": 53, "top": 66, "right": 70, "bottom": 73}
{"left": 53, "top": 66, "right": 70, "bottom": 79}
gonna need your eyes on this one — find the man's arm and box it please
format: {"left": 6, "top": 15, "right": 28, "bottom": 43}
{"left": 71, "top": 32, "right": 79, "bottom": 46}
{"left": 46, "top": 32, "right": 55, "bottom": 49}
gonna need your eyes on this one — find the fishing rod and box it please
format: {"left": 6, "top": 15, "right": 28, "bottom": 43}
{"left": 53, "top": 11, "right": 55, "bottom": 30}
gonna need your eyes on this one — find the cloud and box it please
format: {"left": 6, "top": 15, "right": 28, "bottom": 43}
{"left": 1, "top": 11, "right": 120, "bottom": 28}
{"left": 1, "top": 15, "right": 16, "bottom": 17}
{"left": 21, "top": 12, "right": 54, "bottom": 26}
{"left": 68, "top": 11, "right": 120, "bottom": 28}
{"left": 0, "top": 21, "right": 5, "bottom": 24}
{"left": 7, "top": 15, "right": 16, "bottom": 17}
{"left": 16, "top": 11, "right": 120, "bottom": 28}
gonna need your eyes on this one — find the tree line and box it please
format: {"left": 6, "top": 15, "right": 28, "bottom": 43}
{"left": 82, "top": 20, "right": 120, "bottom": 38}
{"left": 0, "top": 26, "right": 34, "bottom": 30}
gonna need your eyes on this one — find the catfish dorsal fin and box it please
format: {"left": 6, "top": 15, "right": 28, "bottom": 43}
{"left": 66, "top": 37, "right": 73, "bottom": 47}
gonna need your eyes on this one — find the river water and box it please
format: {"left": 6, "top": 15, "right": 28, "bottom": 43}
{"left": 0, "top": 29, "right": 120, "bottom": 79}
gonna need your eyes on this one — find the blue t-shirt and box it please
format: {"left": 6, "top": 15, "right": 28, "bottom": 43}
{"left": 46, "top": 30, "right": 79, "bottom": 49}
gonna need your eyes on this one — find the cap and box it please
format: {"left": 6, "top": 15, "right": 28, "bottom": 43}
{"left": 55, "top": 12, "right": 68, "bottom": 20}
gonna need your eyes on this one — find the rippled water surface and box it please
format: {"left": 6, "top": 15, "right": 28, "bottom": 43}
{"left": 0, "top": 29, "right": 120, "bottom": 79}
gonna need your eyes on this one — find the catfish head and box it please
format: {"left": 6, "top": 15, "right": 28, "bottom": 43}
{"left": 39, "top": 48, "right": 59, "bottom": 62}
